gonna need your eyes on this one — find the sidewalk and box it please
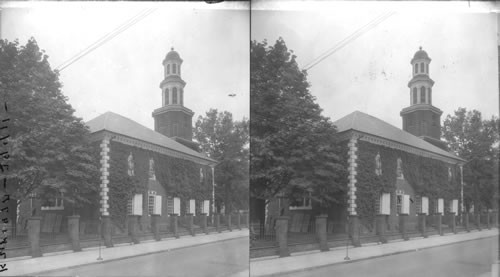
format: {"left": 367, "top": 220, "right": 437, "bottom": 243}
{"left": 2, "top": 229, "right": 249, "bottom": 276}
{"left": 250, "top": 228, "right": 498, "bottom": 276}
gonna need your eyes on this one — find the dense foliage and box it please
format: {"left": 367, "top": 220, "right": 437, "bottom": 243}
{"left": 355, "top": 141, "right": 461, "bottom": 221}
{"left": 0, "top": 38, "right": 99, "bottom": 223}
{"left": 250, "top": 38, "right": 347, "bottom": 209}
{"left": 442, "top": 108, "right": 499, "bottom": 211}
{"left": 194, "top": 109, "right": 248, "bottom": 213}
{"left": 107, "top": 141, "right": 213, "bottom": 227}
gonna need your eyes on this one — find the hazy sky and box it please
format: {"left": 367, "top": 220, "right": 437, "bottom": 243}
{"left": 252, "top": 1, "right": 498, "bottom": 128}
{"left": 1, "top": 1, "right": 249, "bottom": 129}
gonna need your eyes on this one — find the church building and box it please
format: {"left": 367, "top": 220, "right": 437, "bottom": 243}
{"left": 29, "top": 48, "right": 218, "bottom": 235}
{"left": 263, "top": 48, "right": 465, "bottom": 237}
{"left": 87, "top": 48, "right": 217, "bottom": 233}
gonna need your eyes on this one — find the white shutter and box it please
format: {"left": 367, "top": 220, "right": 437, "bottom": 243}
{"left": 173, "top": 197, "right": 181, "bottom": 215}
{"left": 380, "top": 193, "right": 391, "bottom": 215}
{"left": 451, "top": 199, "right": 458, "bottom": 214}
{"left": 153, "top": 195, "right": 162, "bottom": 215}
{"left": 203, "top": 200, "right": 210, "bottom": 214}
{"left": 402, "top": 195, "right": 410, "bottom": 214}
{"left": 421, "top": 197, "right": 429, "bottom": 215}
{"left": 437, "top": 198, "right": 444, "bottom": 214}
{"left": 132, "top": 194, "right": 143, "bottom": 216}
{"left": 189, "top": 199, "right": 196, "bottom": 215}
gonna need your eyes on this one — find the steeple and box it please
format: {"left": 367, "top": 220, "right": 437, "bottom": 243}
{"left": 401, "top": 47, "right": 447, "bottom": 150}
{"left": 153, "top": 48, "right": 197, "bottom": 150}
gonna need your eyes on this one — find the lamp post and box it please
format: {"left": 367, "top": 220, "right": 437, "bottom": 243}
{"left": 97, "top": 216, "right": 103, "bottom": 260}
{"left": 211, "top": 165, "right": 215, "bottom": 225}
{"left": 344, "top": 215, "right": 350, "bottom": 261}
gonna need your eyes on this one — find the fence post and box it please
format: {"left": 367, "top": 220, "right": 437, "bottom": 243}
{"left": 276, "top": 216, "right": 290, "bottom": 257}
{"left": 436, "top": 213, "right": 443, "bottom": 236}
{"left": 237, "top": 212, "right": 242, "bottom": 230}
{"left": 450, "top": 214, "right": 456, "bottom": 234}
{"left": 487, "top": 211, "right": 491, "bottom": 230}
{"left": 227, "top": 214, "right": 232, "bottom": 232}
{"left": 399, "top": 214, "right": 409, "bottom": 241}
{"left": 151, "top": 214, "right": 161, "bottom": 241}
{"left": 187, "top": 214, "right": 195, "bottom": 236}
{"left": 170, "top": 214, "right": 179, "bottom": 238}
{"left": 215, "top": 213, "right": 221, "bottom": 233}
{"left": 348, "top": 215, "right": 361, "bottom": 247}
{"left": 28, "top": 217, "right": 42, "bottom": 257}
{"left": 315, "top": 215, "right": 329, "bottom": 252}
{"left": 376, "top": 214, "right": 388, "bottom": 243}
{"left": 476, "top": 213, "right": 482, "bottom": 231}
{"left": 102, "top": 215, "right": 113, "bottom": 247}
{"left": 128, "top": 215, "right": 140, "bottom": 244}
{"left": 464, "top": 213, "right": 470, "bottom": 232}
{"left": 68, "top": 215, "right": 81, "bottom": 252}
{"left": 202, "top": 214, "right": 209, "bottom": 234}
{"left": 418, "top": 213, "right": 427, "bottom": 238}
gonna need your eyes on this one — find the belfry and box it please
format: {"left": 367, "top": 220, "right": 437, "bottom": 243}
{"left": 400, "top": 47, "right": 446, "bottom": 150}
{"left": 152, "top": 48, "right": 198, "bottom": 150}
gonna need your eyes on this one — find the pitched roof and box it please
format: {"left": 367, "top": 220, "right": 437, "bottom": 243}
{"left": 86, "top": 111, "right": 216, "bottom": 164}
{"left": 333, "top": 111, "right": 464, "bottom": 162}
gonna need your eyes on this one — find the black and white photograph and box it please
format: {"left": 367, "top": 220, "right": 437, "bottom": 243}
{"left": 0, "top": 0, "right": 499, "bottom": 277}
{"left": 0, "top": 1, "right": 249, "bottom": 276}
{"left": 249, "top": 2, "right": 499, "bottom": 277}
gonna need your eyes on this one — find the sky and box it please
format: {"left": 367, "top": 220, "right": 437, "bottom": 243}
{"left": 252, "top": 1, "right": 499, "bottom": 128}
{"left": 1, "top": 1, "right": 249, "bottom": 129}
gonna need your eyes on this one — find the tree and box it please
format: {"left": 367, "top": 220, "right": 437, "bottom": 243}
{"left": 442, "top": 107, "right": 499, "bottom": 211}
{"left": 0, "top": 38, "right": 100, "bottom": 229}
{"left": 250, "top": 38, "right": 347, "bottom": 212}
{"left": 194, "top": 109, "right": 249, "bottom": 214}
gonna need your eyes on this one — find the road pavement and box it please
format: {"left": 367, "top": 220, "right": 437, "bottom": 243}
{"left": 282, "top": 236, "right": 498, "bottom": 277}
{"left": 35, "top": 236, "right": 249, "bottom": 277}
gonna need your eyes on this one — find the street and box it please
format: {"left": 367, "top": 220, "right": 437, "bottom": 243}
{"left": 281, "top": 236, "right": 498, "bottom": 277}
{"left": 38, "top": 237, "right": 249, "bottom": 277}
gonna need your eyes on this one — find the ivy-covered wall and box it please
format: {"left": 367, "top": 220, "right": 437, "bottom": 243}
{"left": 107, "top": 141, "right": 213, "bottom": 229}
{"left": 354, "top": 140, "right": 462, "bottom": 224}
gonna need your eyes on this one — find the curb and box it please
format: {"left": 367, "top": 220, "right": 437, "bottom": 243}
{"left": 252, "top": 229, "right": 497, "bottom": 277}
{"left": 24, "top": 229, "right": 249, "bottom": 276}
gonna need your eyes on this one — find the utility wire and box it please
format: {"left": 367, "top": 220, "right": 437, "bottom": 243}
{"left": 303, "top": 12, "right": 390, "bottom": 69}
{"left": 56, "top": 8, "right": 156, "bottom": 72}
{"left": 303, "top": 11, "right": 396, "bottom": 71}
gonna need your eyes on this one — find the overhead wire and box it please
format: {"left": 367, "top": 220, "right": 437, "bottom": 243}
{"left": 303, "top": 11, "right": 396, "bottom": 71}
{"left": 56, "top": 8, "right": 156, "bottom": 72}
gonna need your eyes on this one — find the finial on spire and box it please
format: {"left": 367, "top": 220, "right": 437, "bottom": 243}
{"left": 171, "top": 47, "right": 174, "bottom": 51}
{"left": 419, "top": 46, "right": 422, "bottom": 50}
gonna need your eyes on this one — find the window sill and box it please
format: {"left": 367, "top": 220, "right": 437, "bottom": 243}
{"left": 290, "top": 206, "right": 312, "bottom": 210}
{"left": 41, "top": 206, "right": 64, "bottom": 211}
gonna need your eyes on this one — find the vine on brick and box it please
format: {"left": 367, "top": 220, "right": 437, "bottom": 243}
{"left": 354, "top": 140, "right": 461, "bottom": 225}
{"left": 107, "top": 141, "right": 213, "bottom": 228}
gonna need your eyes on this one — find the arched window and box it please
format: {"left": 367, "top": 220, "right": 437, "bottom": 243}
{"left": 173, "top": 87, "right": 178, "bottom": 104}
{"left": 127, "top": 153, "right": 134, "bottom": 176}
{"left": 420, "top": 87, "right": 426, "bottom": 103}
{"left": 167, "top": 64, "right": 170, "bottom": 75}
{"left": 426, "top": 64, "right": 429, "bottom": 74}
{"left": 413, "top": 88, "right": 417, "bottom": 104}
{"left": 173, "top": 64, "right": 177, "bottom": 74}
{"left": 149, "top": 158, "right": 156, "bottom": 180}
{"left": 420, "top": 62, "right": 424, "bottom": 73}
{"left": 180, "top": 88, "right": 183, "bottom": 105}
{"left": 414, "top": 64, "right": 418, "bottom": 74}
{"left": 165, "top": 88, "right": 169, "bottom": 105}
{"left": 375, "top": 153, "right": 382, "bottom": 176}
{"left": 428, "top": 87, "right": 432, "bottom": 105}
{"left": 397, "top": 158, "right": 404, "bottom": 179}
